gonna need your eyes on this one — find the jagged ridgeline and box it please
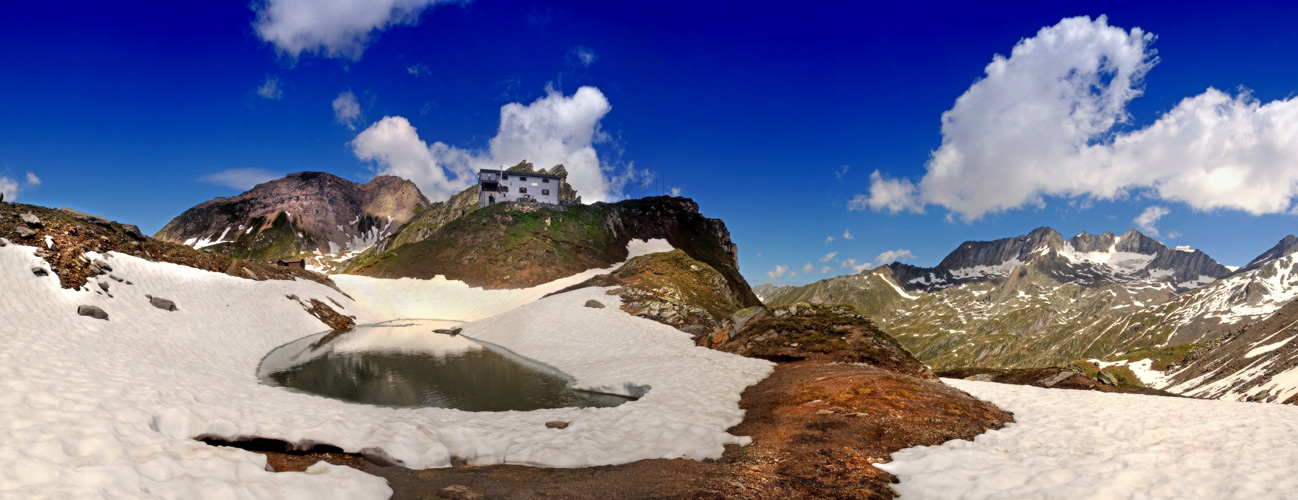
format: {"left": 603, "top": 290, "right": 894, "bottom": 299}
{"left": 155, "top": 172, "right": 430, "bottom": 261}
{"left": 769, "top": 227, "right": 1298, "bottom": 370}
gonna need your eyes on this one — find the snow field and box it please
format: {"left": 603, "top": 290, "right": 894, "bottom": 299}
{"left": 879, "top": 379, "right": 1298, "bottom": 499}
{"left": 0, "top": 238, "right": 772, "bottom": 497}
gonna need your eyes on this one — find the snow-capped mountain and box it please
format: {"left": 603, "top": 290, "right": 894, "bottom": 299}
{"left": 765, "top": 227, "right": 1298, "bottom": 371}
{"left": 155, "top": 172, "right": 430, "bottom": 262}
{"left": 890, "top": 227, "right": 1230, "bottom": 293}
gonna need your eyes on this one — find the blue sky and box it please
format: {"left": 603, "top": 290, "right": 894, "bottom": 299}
{"left": 2, "top": 1, "right": 1297, "bottom": 284}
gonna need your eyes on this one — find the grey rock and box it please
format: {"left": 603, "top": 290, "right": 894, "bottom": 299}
{"left": 437, "top": 485, "right": 484, "bottom": 500}
{"left": 359, "top": 447, "right": 405, "bottom": 467}
{"left": 1040, "top": 371, "right": 1073, "bottom": 387}
{"left": 20, "top": 213, "right": 41, "bottom": 228}
{"left": 93, "top": 259, "right": 113, "bottom": 272}
{"left": 150, "top": 297, "right": 178, "bottom": 312}
{"left": 815, "top": 409, "right": 835, "bottom": 415}
{"left": 1096, "top": 371, "right": 1119, "bottom": 386}
{"left": 122, "top": 224, "right": 146, "bottom": 240}
{"left": 15, "top": 226, "right": 36, "bottom": 239}
{"left": 433, "top": 327, "right": 462, "bottom": 336}
{"left": 730, "top": 306, "right": 766, "bottom": 332}
{"left": 59, "top": 207, "right": 109, "bottom": 225}
{"left": 967, "top": 373, "right": 995, "bottom": 382}
{"left": 31, "top": 267, "right": 48, "bottom": 277}
{"left": 110, "top": 275, "right": 123, "bottom": 282}
{"left": 77, "top": 305, "right": 109, "bottom": 320}
{"left": 98, "top": 282, "right": 110, "bottom": 292}
{"left": 584, "top": 299, "right": 606, "bottom": 309}
{"left": 242, "top": 268, "right": 258, "bottom": 280}
{"left": 545, "top": 421, "right": 570, "bottom": 429}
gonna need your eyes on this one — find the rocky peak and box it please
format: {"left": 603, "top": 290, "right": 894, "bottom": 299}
{"left": 1238, "top": 235, "right": 1298, "bottom": 274}
{"left": 156, "top": 171, "right": 431, "bottom": 261}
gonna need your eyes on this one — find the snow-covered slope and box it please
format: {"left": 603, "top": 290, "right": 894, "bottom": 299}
{"left": 880, "top": 379, "right": 1298, "bottom": 499}
{"left": 0, "top": 238, "right": 772, "bottom": 497}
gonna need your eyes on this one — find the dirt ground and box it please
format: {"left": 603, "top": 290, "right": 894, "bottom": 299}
{"left": 238, "top": 360, "right": 1012, "bottom": 499}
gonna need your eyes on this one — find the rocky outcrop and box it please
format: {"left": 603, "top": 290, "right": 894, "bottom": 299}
{"left": 155, "top": 172, "right": 431, "bottom": 261}
{"left": 1236, "top": 234, "right": 1298, "bottom": 275}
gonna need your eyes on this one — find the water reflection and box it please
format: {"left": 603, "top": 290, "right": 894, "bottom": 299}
{"left": 258, "top": 320, "right": 632, "bottom": 411}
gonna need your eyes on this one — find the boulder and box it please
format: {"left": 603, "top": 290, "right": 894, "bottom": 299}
{"left": 20, "top": 213, "right": 41, "bottom": 228}
{"left": 122, "top": 224, "right": 146, "bottom": 240}
{"left": 1096, "top": 370, "right": 1119, "bottom": 386}
{"left": 31, "top": 267, "right": 48, "bottom": 277}
{"left": 15, "top": 226, "right": 36, "bottom": 239}
{"left": 77, "top": 305, "right": 109, "bottom": 320}
{"left": 433, "top": 327, "right": 462, "bottom": 336}
{"left": 584, "top": 299, "right": 606, "bottom": 309}
{"left": 93, "top": 259, "right": 113, "bottom": 272}
{"left": 359, "top": 447, "right": 404, "bottom": 467}
{"left": 545, "top": 421, "right": 570, "bottom": 429}
{"left": 150, "top": 297, "right": 178, "bottom": 312}
{"left": 437, "top": 485, "right": 484, "bottom": 500}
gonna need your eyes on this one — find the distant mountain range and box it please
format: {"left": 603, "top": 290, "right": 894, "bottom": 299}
{"left": 767, "top": 227, "right": 1298, "bottom": 373}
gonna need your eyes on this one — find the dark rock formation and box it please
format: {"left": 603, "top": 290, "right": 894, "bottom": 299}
{"left": 77, "top": 305, "right": 108, "bottom": 320}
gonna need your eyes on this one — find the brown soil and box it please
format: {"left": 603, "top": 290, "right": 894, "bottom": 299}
{"left": 239, "top": 360, "right": 1011, "bottom": 499}
{"left": 0, "top": 203, "right": 334, "bottom": 290}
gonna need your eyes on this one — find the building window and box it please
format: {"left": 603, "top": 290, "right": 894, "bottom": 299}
{"left": 519, "top": 187, "right": 528, "bottom": 194}
{"left": 502, "top": 174, "right": 509, "bottom": 179}
{"left": 543, "top": 178, "right": 550, "bottom": 183}
{"left": 520, "top": 176, "right": 527, "bottom": 181}
{"left": 542, "top": 189, "right": 550, "bottom": 196}
{"left": 502, "top": 186, "right": 509, "bottom": 192}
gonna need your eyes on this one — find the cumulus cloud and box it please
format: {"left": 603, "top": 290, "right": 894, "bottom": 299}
{"left": 818, "top": 251, "right": 839, "bottom": 263}
{"left": 669, "top": 187, "right": 681, "bottom": 196}
{"left": 766, "top": 265, "right": 788, "bottom": 279}
{"left": 1133, "top": 205, "right": 1170, "bottom": 236}
{"left": 856, "top": 15, "right": 1298, "bottom": 220}
{"left": 839, "top": 258, "right": 870, "bottom": 273}
{"left": 874, "top": 248, "right": 915, "bottom": 265}
{"left": 824, "top": 235, "right": 834, "bottom": 244}
{"left": 571, "top": 45, "right": 598, "bottom": 67}
{"left": 1, "top": 172, "right": 43, "bottom": 201}
{"left": 0, "top": 176, "right": 17, "bottom": 201}
{"left": 251, "top": 0, "right": 454, "bottom": 60}
{"left": 333, "top": 91, "right": 362, "bottom": 130}
{"left": 820, "top": 265, "right": 832, "bottom": 274}
{"left": 352, "top": 86, "right": 618, "bottom": 202}
{"left": 257, "top": 75, "right": 283, "bottom": 99}
{"left": 199, "top": 168, "right": 281, "bottom": 191}
{"left": 842, "top": 228, "right": 854, "bottom": 240}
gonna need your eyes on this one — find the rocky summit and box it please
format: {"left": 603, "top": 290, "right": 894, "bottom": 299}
{"left": 768, "top": 227, "right": 1298, "bottom": 371}
{"left": 154, "top": 172, "right": 430, "bottom": 262}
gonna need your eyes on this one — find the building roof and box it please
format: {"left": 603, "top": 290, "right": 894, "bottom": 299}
{"left": 478, "top": 168, "right": 563, "bottom": 180}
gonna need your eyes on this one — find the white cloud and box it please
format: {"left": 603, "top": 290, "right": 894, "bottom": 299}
{"left": 766, "top": 265, "right": 788, "bottom": 279}
{"left": 842, "top": 228, "right": 854, "bottom": 240}
{"left": 257, "top": 75, "right": 283, "bottom": 100}
{"left": 818, "top": 251, "right": 838, "bottom": 263}
{"left": 0, "top": 176, "right": 17, "bottom": 201}
{"left": 352, "top": 86, "right": 619, "bottom": 202}
{"left": 406, "top": 64, "right": 429, "bottom": 77}
{"left": 874, "top": 248, "right": 915, "bottom": 265}
{"left": 251, "top": 0, "right": 453, "bottom": 61}
{"left": 836, "top": 165, "right": 850, "bottom": 179}
{"left": 24, "top": 172, "right": 40, "bottom": 187}
{"left": 840, "top": 258, "right": 856, "bottom": 268}
{"left": 1133, "top": 205, "right": 1170, "bottom": 237}
{"left": 802, "top": 262, "right": 814, "bottom": 273}
{"left": 199, "top": 168, "right": 281, "bottom": 191}
{"left": 820, "top": 266, "right": 831, "bottom": 274}
{"left": 571, "top": 45, "right": 598, "bottom": 67}
{"left": 839, "top": 258, "right": 870, "bottom": 273}
{"left": 333, "top": 91, "right": 362, "bottom": 130}
{"left": 824, "top": 235, "right": 834, "bottom": 244}
{"left": 788, "top": 271, "right": 797, "bottom": 278}
{"left": 856, "top": 16, "right": 1298, "bottom": 220}
{"left": 850, "top": 170, "right": 923, "bottom": 213}
{"left": 669, "top": 187, "right": 681, "bottom": 196}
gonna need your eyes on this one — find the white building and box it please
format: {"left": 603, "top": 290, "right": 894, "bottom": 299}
{"left": 478, "top": 169, "right": 564, "bottom": 208}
